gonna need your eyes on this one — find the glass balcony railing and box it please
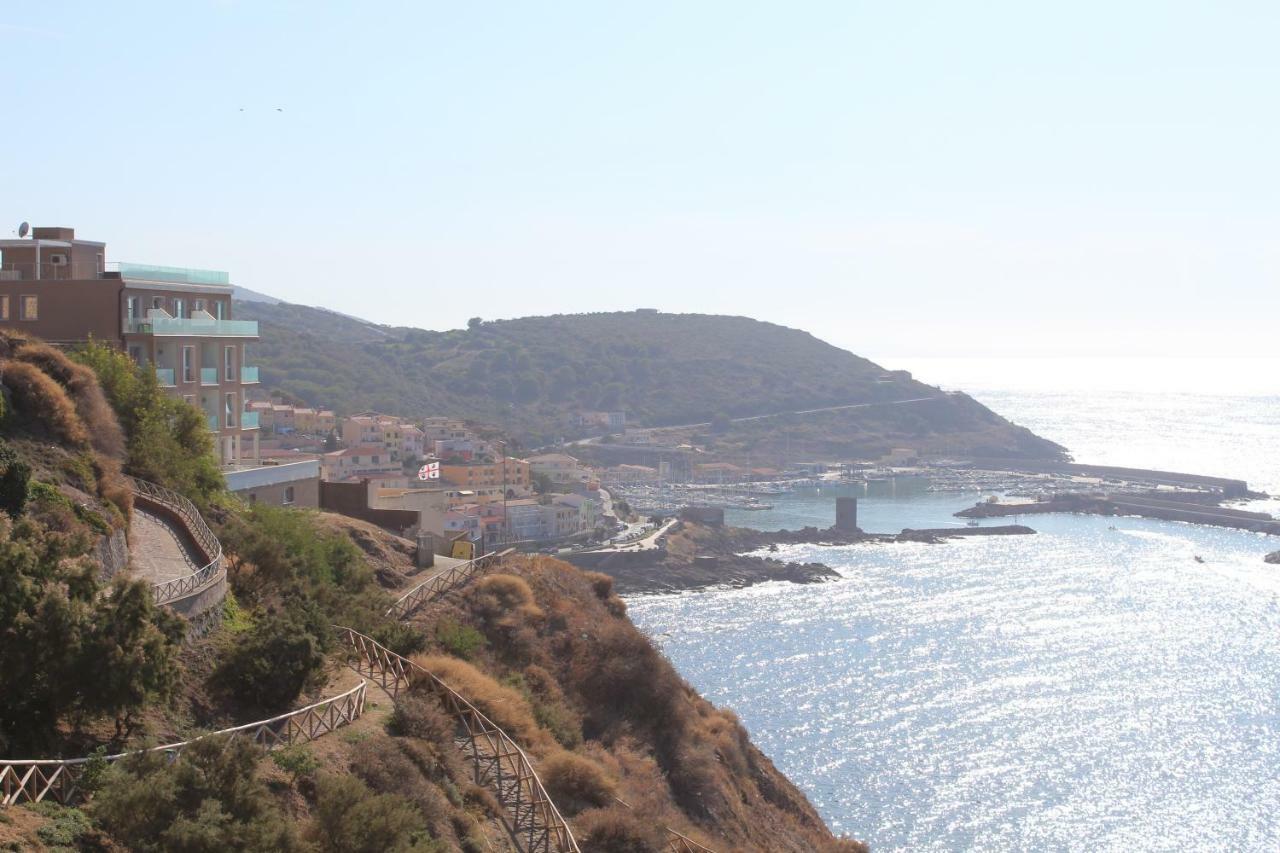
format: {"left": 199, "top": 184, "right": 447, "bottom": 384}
{"left": 206, "top": 414, "right": 219, "bottom": 432}
{"left": 200, "top": 367, "right": 219, "bottom": 385}
{"left": 113, "top": 262, "right": 230, "bottom": 286}
{"left": 154, "top": 367, "right": 176, "bottom": 386}
{"left": 124, "top": 316, "right": 258, "bottom": 337}
{"left": 241, "top": 411, "right": 260, "bottom": 430}
{"left": 240, "top": 365, "right": 259, "bottom": 383}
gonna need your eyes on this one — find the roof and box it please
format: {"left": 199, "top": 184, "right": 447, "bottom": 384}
{"left": 527, "top": 453, "right": 579, "bottom": 464}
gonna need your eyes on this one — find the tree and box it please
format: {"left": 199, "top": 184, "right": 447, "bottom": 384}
{"left": 0, "top": 510, "right": 183, "bottom": 753}
{"left": 467, "top": 317, "right": 483, "bottom": 330}
{"left": 531, "top": 472, "right": 554, "bottom": 495}
{"left": 71, "top": 341, "right": 223, "bottom": 507}
{"left": 323, "top": 430, "right": 340, "bottom": 452}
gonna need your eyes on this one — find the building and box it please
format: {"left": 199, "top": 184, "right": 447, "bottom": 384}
{"left": 421, "top": 417, "right": 472, "bottom": 446}
{"left": 225, "top": 459, "right": 322, "bottom": 508}
{"left": 341, "top": 413, "right": 408, "bottom": 463}
{"left": 321, "top": 445, "right": 401, "bottom": 481}
{"left": 401, "top": 425, "right": 425, "bottom": 461}
{"left": 0, "top": 226, "right": 261, "bottom": 466}
{"left": 552, "top": 493, "right": 600, "bottom": 534}
{"left": 525, "top": 453, "right": 594, "bottom": 489}
{"left": 440, "top": 457, "right": 531, "bottom": 496}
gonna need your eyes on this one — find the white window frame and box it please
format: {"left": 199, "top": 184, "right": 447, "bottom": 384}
{"left": 182, "top": 346, "right": 194, "bottom": 383}
{"left": 224, "top": 392, "right": 236, "bottom": 428}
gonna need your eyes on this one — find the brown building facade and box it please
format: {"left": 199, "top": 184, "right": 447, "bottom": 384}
{"left": 0, "top": 227, "right": 261, "bottom": 465}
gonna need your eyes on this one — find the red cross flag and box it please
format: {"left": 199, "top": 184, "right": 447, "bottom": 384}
{"left": 418, "top": 461, "right": 440, "bottom": 481}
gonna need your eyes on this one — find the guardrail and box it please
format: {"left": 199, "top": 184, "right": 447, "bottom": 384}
{"left": 126, "top": 477, "right": 223, "bottom": 607}
{"left": 336, "top": 627, "right": 578, "bottom": 853}
{"left": 0, "top": 680, "right": 366, "bottom": 806}
{"left": 385, "top": 549, "right": 513, "bottom": 620}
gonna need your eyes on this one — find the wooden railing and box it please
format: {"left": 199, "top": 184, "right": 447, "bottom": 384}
{"left": 0, "top": 681, "right": 366, "bottom": 807}
{"left": 335, "top": 626, "right": 579, "bottom": 853}
{"left": 385, "top": 548, "right": 514, "bottom": 620}
{"left": 127, "top": 477, "right": 223, "bottom": 607}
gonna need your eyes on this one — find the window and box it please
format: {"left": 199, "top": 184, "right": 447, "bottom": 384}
{"left": 173, "top": 298, "right": 185, "bottom": 319}
{"left": 215, "top": 302, "right": 225, "bottom": 320}
{"left": 96, "top": 253, "right": 104, "bottom": 275}
{"left": 126, "top": 296, "right": 138, "bottom": 322}
{"left": 224, "top": 346, "right": 235, "bottom": 381}
{"left": 224, "top": 393, "right": 236, "bottom": 428}
{"left": 152, "top": 296, "right": 164, "bottom": 311}
{"left": 194, "top": 298, "right": 206, "bottom": 313}
{"left": 18, "top": 295, "right": 38, "bottom": 321}
{"left": 0, "top": 295, "right": 8, "bottom": 320}
{"left": 283, "top": 486, "right": 295, "bottom": 506}
{"left": 182, "top": 346, "right": 194, "bottom": 383}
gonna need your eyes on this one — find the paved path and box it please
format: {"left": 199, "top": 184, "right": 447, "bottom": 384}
{"left": 129, "top": 508, "right": 200, "bottom": 584}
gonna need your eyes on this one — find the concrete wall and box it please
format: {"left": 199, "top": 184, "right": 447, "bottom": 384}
{"left": 320, "top": 480, "right": 418, "bottom": 535}
{"left": 0, "top": 278, "right": 122, "bottom": 344}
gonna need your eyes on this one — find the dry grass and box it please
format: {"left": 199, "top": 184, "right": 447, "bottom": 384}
{"left": 538, "top": 750, "right": 616, "bottom": 816}
{"left": 14, "top": 341, "right": 125, "bottom": 457}
{"left": 409, "top": 653, "right": 551, "bottom": 753}
{"left": 573, "top": 806, "right": 667, "bottom": 852}
{"left": 471, "top": 573, "right": 544, "bottom": 622}
{"left": 1, "top": 359, "right": 90, "bottom": 447}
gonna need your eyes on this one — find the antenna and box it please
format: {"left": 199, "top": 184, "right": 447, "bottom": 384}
{"left": 17, "top": 221, "right": 29, "bottom": 238}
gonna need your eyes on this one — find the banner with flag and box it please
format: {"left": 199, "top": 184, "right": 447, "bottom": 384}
{"left": 418, "top": 461, "right": 440, "bottom": 481}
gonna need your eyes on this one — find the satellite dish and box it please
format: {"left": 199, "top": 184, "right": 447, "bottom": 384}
{"left": 17, "top": 221, "right": 29, "bottom": 238}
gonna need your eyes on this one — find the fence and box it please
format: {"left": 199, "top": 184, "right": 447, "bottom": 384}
{"left": 127, "top": 477, "right": 223, "bottom": 607}
{"left": 336, "top": 626, "right": 579, "bottom": 853}
{"left": 0, "top": 681, "right": 367, "bottom": 807}
{"left": 385, "top": 549, "right": 512, "bottom": 620}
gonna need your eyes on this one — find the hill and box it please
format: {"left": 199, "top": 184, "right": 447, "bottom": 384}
{"left": 239, "top": 301, "right": 1067, "bottom": 459}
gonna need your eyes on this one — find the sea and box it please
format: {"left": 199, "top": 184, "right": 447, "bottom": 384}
{"left": 625, "top": 357, "right": 1280, "bottom": 851}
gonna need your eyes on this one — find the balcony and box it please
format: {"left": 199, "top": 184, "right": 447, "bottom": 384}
{"left": 0, "top": 262, "right": 101, "bottom": 281}
{"left": 200, "top": 367, "right": 219, "bottom": 386}
{"left": 154, "top": 367, "right": 176, "bottom": 387}
{"left": 112, "top": 262, "right": 230, "bottom": 286}
{"left": 124, "top": 316, "right": 258, "bottom": 337}
{"left": 240, "top": 365, "right": 259, "bottom": 383}
{"left": 241, "top": 411, "right": 260, "bottom": 430}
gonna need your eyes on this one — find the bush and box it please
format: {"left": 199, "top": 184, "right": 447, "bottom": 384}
{"left": 0, "top": 360, "right": 89, "bottom": 447}
{"left": 14, "top": 341, "right": 125, "bottom": 457}
{"left": 270, "top": 744, "right": 319, "bottom": 785}
{"left": 309, "top": 773, "right": 435, "bottom": 853}
{"left": 0, "top": 440, "right": 30, "bottom": 519}
{"left": 470, "top": 574, "right": 543, "bottom": 622}
{"left": 71, "top": 340, "right": 223, "bottom": 506}
{"left": 583, "top": 571, "right": 614, "bottom": 600}
{"left": 91, "top": 735, "right": 301, "bottom": 852}
{"left": 539, "top": 751, "right": 616, "bottom": 816}
{"left": 409, "top": 655, "right": 547, "bottom": 750}
{"left": 389, "top": 694, "right": 457, "bottom": 747}
{"left": 573, "top": 807, "right": 666, "bottom": 852}
{"left": 349, "top": 738, "right": 454, "bottom": 839}
{"left": 434, "top": 617, "right": 486, "bottom": 659}
{"left": 212, "top": 604, "right": 328, "bottom": 712}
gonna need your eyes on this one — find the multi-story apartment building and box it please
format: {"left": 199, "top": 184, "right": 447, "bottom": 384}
{"left": 440, "top": 457, "right": 531, "bottom": 497}
{"left": 320, "top": 445, "right": 401, "bottom": 481}
{"left": 421, "top": 417, "right": 472, "bottom": 446}
{"left": 525, "top": 453, "right": 595, "bottom": 488}
{"left": 340, "top": 413, "right": 406, "bottom": 463}
{"left": 0, "top": 226, "right": 260, "bottom": 466}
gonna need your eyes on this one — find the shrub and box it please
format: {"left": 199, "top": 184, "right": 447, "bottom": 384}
{"left": 271, "top": 744, "right": 320, "bottom": 785}
{"left": 15, "top": 341, "right": 125, "bottom": 457}
{"left": 212, "top": 604, "right": 328, "bottom": 712}
{"left": 29, "top": 802, "right": 93, "bottom": 849}
{"left": 470, "top": 574, "right": 543, "bottom": 621}
{"left": 0, "top": 441, "right": 29, "bottom": 519}
{"left": 583, "top": 570, "right": 614, "bottom": 600}
{"left": 389, "top": 694, "right": 456, "bottom": 747}
{"left": 349, "top": 738, "right": 454, "bottom": 838}
{"left": 539, "top": 751, "right": 616, "bottom": 816}
{"left": 91, "top": 735, "right": 301, "bottom": 852}
{"left": 573, "top": 807, "right": 666, "bottom": 852}
{"left": 434, "top": 617, "right": 486, "bottom": 659}
{"left": 309, "top": 773, "right": 433, "bottom": 853}
{"left": 409, "top": 655, "right": 547, "bottom": 750}
{"left": 0, "top": 360, "right": 89, "bottom": 447}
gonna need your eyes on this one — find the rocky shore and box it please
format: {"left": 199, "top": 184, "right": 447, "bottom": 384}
{"left": 570, "top": 519, "right": 1036, "bottom": 595}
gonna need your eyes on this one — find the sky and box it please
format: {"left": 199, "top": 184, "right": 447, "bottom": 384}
{"left": 3, "top": 1, "right": 1278, "bottom": 362}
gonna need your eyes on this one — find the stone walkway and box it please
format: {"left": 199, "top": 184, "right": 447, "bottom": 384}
{"left": 129, "top": 508, "right": 200, "bottom": 584}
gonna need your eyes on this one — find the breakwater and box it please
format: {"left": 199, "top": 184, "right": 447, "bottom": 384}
{"left": 958, "top": 493, "right": 1280, "bottom": 535}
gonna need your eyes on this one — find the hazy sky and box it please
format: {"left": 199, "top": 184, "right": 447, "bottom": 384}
{"left": 4, "top": 2, "right": 1277, "bottom": 360}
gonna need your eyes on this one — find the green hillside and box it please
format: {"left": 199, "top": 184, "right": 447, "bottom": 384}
{"left": 238, "top": 302, "right": 1066, "bottom": 460}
